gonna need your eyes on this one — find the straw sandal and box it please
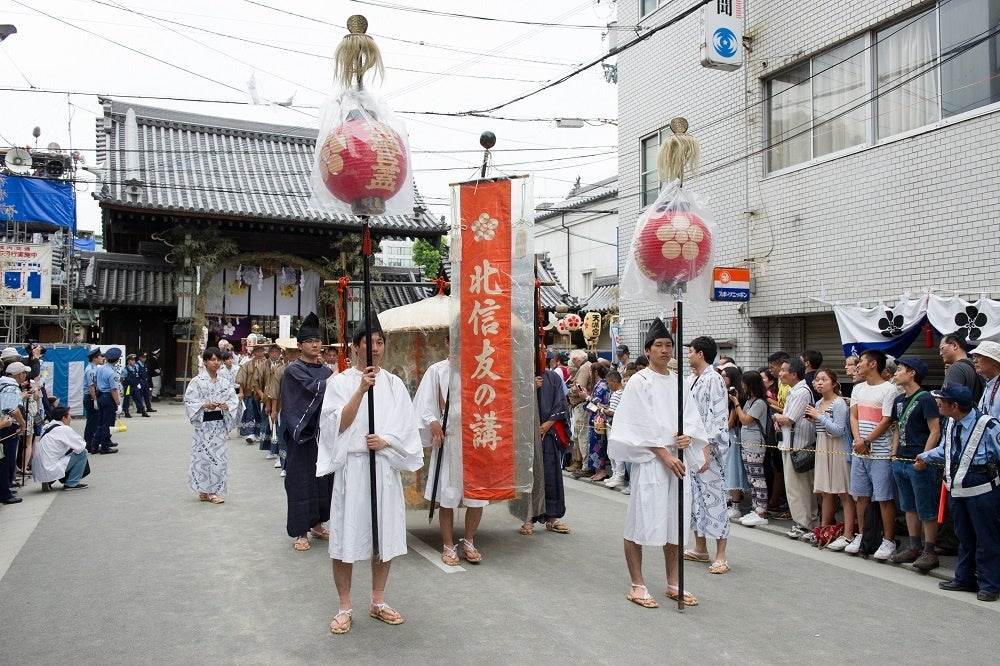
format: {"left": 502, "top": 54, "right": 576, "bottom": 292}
{"left": 441, "top": 544, "right": 459, "bottom": 566}
{"left": 682, "top": 550, "right": 710, "bottom": 562}
{"left": 310, "top": 527, "right": 330, "bottom": 540}
{"left": 708, "top": 561, "right": 731, "bottom": 574}
{"left": 199, "top": 492, "right": 224, "bottom": 504}
{"left": 666, "top": 585, "right": 699, "bottom": 606}
{"left": 626, "top": 584, "right": 659, "bottom": 609}
{"left": 459, "top": 538, "right": 482, "bottom": 563}
{"left": 330, "top": 609, "right": 352, "bottom": 635}
{"left": 293, "top": 537, "right": 311, "bottom": 551}
{"left": 545, "top": 521, "right": 571, "bottom": 534}
{"left": 369, "top": 601, "right": 404, "bottom": 625}
{"left": 519, "top": 522, "right": 534, "bottom": 535}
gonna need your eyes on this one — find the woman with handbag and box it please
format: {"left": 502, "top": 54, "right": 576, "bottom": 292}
{"left": 805, "top": 368, "right": 857, "bottom": 550}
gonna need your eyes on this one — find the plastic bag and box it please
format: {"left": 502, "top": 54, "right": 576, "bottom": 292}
{"left": 310, "top": 88, "right": 414, "bottom": 218}
{"left": 620, "top": 180, "right": 717, "bottom": 322}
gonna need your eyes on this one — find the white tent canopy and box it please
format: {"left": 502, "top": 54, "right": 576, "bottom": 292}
{"left": 378, "top": 294, "right": 450, "bottom": 333}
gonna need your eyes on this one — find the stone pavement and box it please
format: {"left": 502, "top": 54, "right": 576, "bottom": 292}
{"left": 2, "top": 403, "right": 998, "bottom": 664}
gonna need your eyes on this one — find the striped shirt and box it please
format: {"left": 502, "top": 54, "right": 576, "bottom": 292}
{"left": 850, "top": 381, "right": 897, "bottom": 456}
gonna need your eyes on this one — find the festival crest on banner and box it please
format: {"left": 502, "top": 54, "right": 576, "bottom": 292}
{"left": 447, "top": 177, "right": 535, "bottom": 501}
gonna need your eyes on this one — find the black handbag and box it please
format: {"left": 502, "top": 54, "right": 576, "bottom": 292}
{"left": 788, "top": 430, "right": 816, "bottom": 473}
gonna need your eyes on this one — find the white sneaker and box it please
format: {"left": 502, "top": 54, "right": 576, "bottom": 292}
{"left": 265, "top": 453, "right": 276, "bottom": 460}
{"left": 280, "top": 470, "right": 286, "bottom": 477}
{"left": 873, "top": 539, "right": 897, "bottom": 561}
{"left": 603, "top": 475, "right": 625, "bottom": 489}
{"left": 787, "top": 525, "right": 806, "bottom": 539}
{"left": 274, "top": 459, "right": 281, "bottom": 468}
{"left": 620, "top": 485, "right": 631, "bottom": 495}
{"left": 740, "top": 512, "right": 768, "bottom": 526}
{"left": 726, "top": 505, "right": 742, "bottom": 520}
{"left": 800, "top": 531, "right": 817, "bottom": 544}
{"left": 844, "top": 533, "right": 864, "bottom": 554}
{"left": 826, "top": 535, "right": 851, "bottom": 551}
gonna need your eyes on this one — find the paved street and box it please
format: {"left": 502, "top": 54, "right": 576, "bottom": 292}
{"left": 2, "top": 403, "right": 998, "bottom": 664}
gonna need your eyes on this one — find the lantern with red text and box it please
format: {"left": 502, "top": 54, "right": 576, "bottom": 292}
{"left": 319, "top": 117, "right": 408, "bottom": 216}
{"left": 634, "top": 209, "right": 712, "bottom": 287}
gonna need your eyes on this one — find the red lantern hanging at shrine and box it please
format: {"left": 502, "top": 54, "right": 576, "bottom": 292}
{"left": 564, "top": 312, "right": 583, "bottom": 331}
{"left": 319, "top": 117, "right": 408, "bottom": 216}
{"left": 634, "top": 209, "right": 712, "bottom": 285}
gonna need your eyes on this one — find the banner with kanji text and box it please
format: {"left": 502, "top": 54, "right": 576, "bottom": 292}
{"left": 447, "top": 176, "right": 535, "bottom": 501}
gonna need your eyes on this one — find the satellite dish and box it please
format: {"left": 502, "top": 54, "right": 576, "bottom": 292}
{"left": 47, "top": 142, "right": 62, "bottom": 152}
{"left": 3, "top": 147, "right": 32, "bottom": 175}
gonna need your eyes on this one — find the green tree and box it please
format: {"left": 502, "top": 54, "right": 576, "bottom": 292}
{"left": 412, "top": 237, "right": 442, "bottom": 278}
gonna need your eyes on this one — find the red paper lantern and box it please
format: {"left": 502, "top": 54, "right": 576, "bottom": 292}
{"left": 634, "top": 210, "right": 712, "bottom": 284}
{"left": 319, "top": 118, "right": 408, "bottom": 215}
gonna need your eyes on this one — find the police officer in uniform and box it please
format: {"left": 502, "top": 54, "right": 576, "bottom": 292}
{"left": 916, "top": 383, "right": 1000, "bottom": 601}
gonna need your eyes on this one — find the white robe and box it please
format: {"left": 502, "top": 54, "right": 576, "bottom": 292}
{"left": 318, "top": 367, "right": 423, "bottom": 563}
{"left": 31, "top": 423, "right": 87, "bottom": 483}
{"left": 607, "top": 368, "right": 708, "bottom": 546}
{"left": 414, "top": 359, "right": 488, "bottom": 510}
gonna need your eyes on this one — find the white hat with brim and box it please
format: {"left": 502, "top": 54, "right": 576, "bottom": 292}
{"left": 1, "top": 347, "right": 20, "bottom": 360}
{"left": 971, "top": 340, "right": 1000, "bottom": 364}
{"left": 275, "top": 337, "right": 298, "bottom": 350}
{"left": 4, "top": 361, "right": 28, "bottom": 375}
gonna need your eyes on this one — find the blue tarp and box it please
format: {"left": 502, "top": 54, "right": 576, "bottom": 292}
{"left": 0, "top": 174, "right": 76, "bottom": 232}
{"left": 73, "top": 237, "right": 96, "bottom": 252}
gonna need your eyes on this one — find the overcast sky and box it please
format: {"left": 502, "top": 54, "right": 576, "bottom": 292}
{"left": 0, "top": 0, "right": 620, "bottom": 232}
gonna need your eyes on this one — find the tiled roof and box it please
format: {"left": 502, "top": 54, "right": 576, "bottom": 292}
{"left": 73, "top": 251, "right": 176, "bottom": 308}
{"left": 535, "top": 176, "right": 617, "bottom": 222}
{"left": 439, "top": 248, "right": 574, "bottom": 312}
{"left": 580, "top": 276, "right": 618, "bottom": 313}
{"left": 536, "top": 252, "right": 577, "bottom": 310}
{"left": 371, "top": 265, "right": 434, "bottom": 312}
{"left": 94, "top": 98, "right": 446, "bottom": 237}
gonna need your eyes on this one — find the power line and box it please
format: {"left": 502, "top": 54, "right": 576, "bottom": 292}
{"left": 239, "top": 0, "right": 582, "bottom": 68}
{"left": 346, "top": 0, "right": 618, "bottom": 29}
{"left": 459, "top": 0, "right": 712, "bottom": 115}
{"left": 93, "top": 0, "right": 328, "bottom": 100}
{"left": 81, "top": 0, "right": 550, "bottom": 85}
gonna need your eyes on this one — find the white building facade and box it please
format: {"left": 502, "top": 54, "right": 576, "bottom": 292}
{"left": 534, "top": 177, "right": 619, "bottom": 302}
{"left": 618, "top": 0, "right": 1000, "bottom": 380}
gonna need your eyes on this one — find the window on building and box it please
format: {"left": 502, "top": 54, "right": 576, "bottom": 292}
{"left": 640, "top": 131, "right": 663, "bottom": 206}
{"left": 582, "top": 270, "right": 595, "bottom": 296}
{"left": 766, "top": 0, "right": 1000, "bottom": 172}
{"left": 640, "top": 0, "right": 664, "bottom": 18}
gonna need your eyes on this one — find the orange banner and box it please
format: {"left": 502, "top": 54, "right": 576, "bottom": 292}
{"left": 459, "top": 179, "right": 514, "bottom": 500}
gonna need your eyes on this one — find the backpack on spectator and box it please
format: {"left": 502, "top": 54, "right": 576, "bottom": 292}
{"left": 753, "top": 401, "right": 780, "bottom": 449}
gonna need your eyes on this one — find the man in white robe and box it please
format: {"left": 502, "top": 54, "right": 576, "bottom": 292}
{"left": 416, "top": 347, "right": 489, "bottom": 565}
{"left": 318, "top": 321, "right": 423, "bottom": 634}
{"left": 608, "top": 319, "right": 708, "bottom": 608}
{"left": 32, "top": 406, "right": 89, "bottom": 491}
